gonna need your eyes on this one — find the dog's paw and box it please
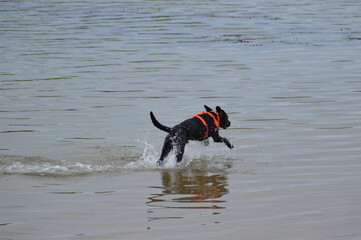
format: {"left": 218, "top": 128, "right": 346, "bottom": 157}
{"left": 223, "top": 138, "right": 234, "bottom": 149}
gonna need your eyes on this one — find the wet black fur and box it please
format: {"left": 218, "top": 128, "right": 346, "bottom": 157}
{"left": 150, "top": 105, "right": 233, "bottom": 164}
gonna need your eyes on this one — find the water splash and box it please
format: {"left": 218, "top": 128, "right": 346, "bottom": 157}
{"left": 124, "top": 140, "right": 187, "bottom": 169}
{"left": 124, "top": 140, "right": 222, "bottom": 169}
{"left": 124, "top": 140, "right": 160, "bottom": 169}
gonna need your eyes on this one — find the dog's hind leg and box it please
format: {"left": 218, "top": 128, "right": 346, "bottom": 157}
{"left": 175, "top": 143, "right": 186, "bottom": 163}
{"left": 173, "top": 130, "right": 188, "bottom": 163}
{"left": 158, "top": 135, "right": 172, "bottom": 164}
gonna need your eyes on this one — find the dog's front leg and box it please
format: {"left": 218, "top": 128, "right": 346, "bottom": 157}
{"left": 212, "top": 133, "right": 234, "bottom": 149}
{"left": 221, "top": 137, "right": 234, "bottom": 149}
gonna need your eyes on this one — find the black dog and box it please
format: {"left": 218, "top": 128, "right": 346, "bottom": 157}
{"left": 150, "top": 105, "right": 233, "bottom": 164}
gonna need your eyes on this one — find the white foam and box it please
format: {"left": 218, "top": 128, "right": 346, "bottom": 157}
{"left": 0, "top": 156, "right": 116, "bottom": 176}
{"left": 3, "top": 161, "right": 71, "bottom": 176}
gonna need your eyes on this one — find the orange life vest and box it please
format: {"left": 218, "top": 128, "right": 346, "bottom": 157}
{"left": 193, "top": 110, "right": 220, "bottom": 138}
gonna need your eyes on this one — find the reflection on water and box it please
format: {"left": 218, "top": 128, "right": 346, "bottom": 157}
{"left": 147, "top": 161, "right": 230, "bottom": 222}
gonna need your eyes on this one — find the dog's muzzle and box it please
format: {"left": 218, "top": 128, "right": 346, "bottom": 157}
{"left": 222, "top": 120, "right": 231, "bottom": 129}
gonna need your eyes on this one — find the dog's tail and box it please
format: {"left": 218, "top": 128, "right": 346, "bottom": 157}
{"left": 150, "top": 111, "right": 172, "bottom": 133}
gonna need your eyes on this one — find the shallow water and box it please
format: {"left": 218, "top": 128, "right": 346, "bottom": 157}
{"left": 1, "top": 0, "right": 361, "bottom": 239}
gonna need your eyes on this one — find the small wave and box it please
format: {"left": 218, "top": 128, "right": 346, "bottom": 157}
{"left": 0, "top": 155, "right": 119, "bottom": 177}
{"left": 0, "top": 141, "right": 232, "bottom": 176}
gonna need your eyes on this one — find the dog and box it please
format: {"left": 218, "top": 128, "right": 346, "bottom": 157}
{"left": 150, "top": 105, "right": 233, "bottom": 164}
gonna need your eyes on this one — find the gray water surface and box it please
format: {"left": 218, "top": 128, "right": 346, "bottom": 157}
{"left": 1, "top": 1, "right": 361, "bottom": 239}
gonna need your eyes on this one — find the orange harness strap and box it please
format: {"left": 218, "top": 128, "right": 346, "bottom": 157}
{"left": 193, "top": 110, "right": 220, "bottom": 138}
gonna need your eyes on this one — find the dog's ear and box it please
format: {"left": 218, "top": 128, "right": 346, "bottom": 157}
{"left": 216, "top": 106, "right": 222, "bottom": 112}
{"left": 204, "top": 105, "right": 212, "bottom": 112}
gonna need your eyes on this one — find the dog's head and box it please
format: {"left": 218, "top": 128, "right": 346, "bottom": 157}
{"left": 204, "top": 105, "right": 231, "bottom": 129}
